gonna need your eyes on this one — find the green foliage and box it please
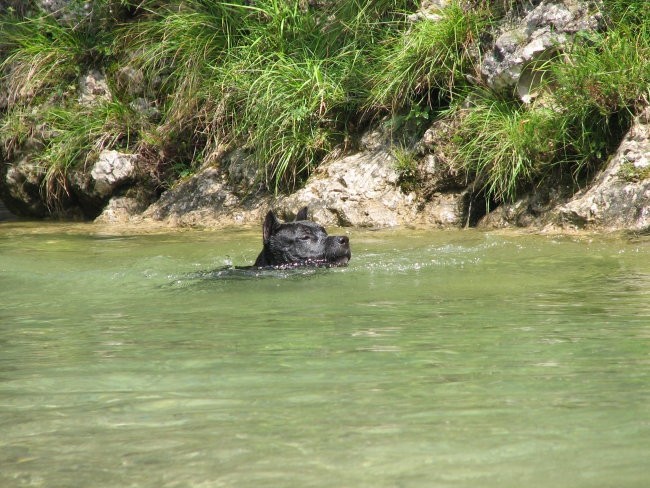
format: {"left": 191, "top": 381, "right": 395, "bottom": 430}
{"left": 0, "top": 15, "right": 84, "bottom": 105}
{"left": 392, "top": 146, "right": 419, "bottom": 193}
{"left": 1, "top": 0, "right": 649, "bottom": 211}
{"left": 367, "top": 1, "right": 488, "bottom": 111}
{"left": 445, "top": 92, "right": 567, "bottom": 202}
{"left": 552, "top": 22, "right": 650, "bottom": 118}
{"left": 116, "top": 0, "right": 416, "bottom": 191}
{"left": 0, "top": 101, "right": 141, "bottom": 206}
{"left": 546, "top": 3, "right": 650, "bottom": 182}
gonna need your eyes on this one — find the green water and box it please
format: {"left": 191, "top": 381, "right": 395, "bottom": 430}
{"left": 1, "top": 222, "right": 649, "bottom": 488}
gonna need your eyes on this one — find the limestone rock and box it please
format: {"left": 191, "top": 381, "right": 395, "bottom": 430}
{"left": 0, "top": 159, "right": 48, "bottom": 217}
{"left": 140, "top": 167, "right": 266, "bottom": 227}
{"left": 276, "top": 149, "right": 415, "bottom": 228}
{"left": 79, "top": 69, "right": 111, "bottom": 106}
{"left": 481, "top": 0, "right": 601, "bottom": 102}
{"left": 553, "top": 106, "right": 650, "bottom": 232}
{"left": 91, "top": 150, "right": 138, "bottom": 197}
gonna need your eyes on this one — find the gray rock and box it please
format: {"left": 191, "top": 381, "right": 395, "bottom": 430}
{"left": 36, "top": 0, "right": 92, "bottom": 25}
{"left": 129, "top": 97, "right": 160, "bottom": 121}
{"left": 140, "top": 167, "right": 267, "bottom": 227}
{"left": 95, "top": 196, "right": 149, "bottom": 224}
{"left": 276, "top": 149, "right": 416, "bottom": 228}
{"left": 407, "top": 0, "right": 448, "bottom": 23}
{"left": 482, "top": 0, "right": 601, "bottom": 102}
{"left": 136, "top": 119, "right": 473, "bottom": 229}
{"left": 91, "top": 150, "right": 138, "bottom": 197}
{"left": 1, "top": 159, "right": 48, "bottom": 217}
{"left": 116, "top": 66, "right": 145, "bottom": 96}
{"left": 553, "top": 106, "right": 650, "bottom": 232}
{"left": 79, "top": 69, "right": 111, "bottom": 106}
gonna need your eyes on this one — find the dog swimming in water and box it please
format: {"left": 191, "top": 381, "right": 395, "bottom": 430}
{"left": 254, "top": 207, "right": 351, "bottom": 269}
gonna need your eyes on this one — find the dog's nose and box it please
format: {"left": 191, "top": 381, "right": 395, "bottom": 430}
{"left": 337, "top": 236, "right": 349, "bottom": 245}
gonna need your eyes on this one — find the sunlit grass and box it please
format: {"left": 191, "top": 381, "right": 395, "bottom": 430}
{"left": 367, "top": 1, "right": 488, "bottom": 111}
{"left": 443, "top": 92, "right": 567, "bottom": 202}
{"left": 0, "top": 0, "right": 648, "bottom": 211}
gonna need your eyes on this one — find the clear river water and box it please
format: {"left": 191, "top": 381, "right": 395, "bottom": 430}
{"left": 1, "top": 222, "right": 649, "bottom": 488}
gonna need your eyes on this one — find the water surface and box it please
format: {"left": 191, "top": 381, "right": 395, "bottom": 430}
{"left": 1, "top": 222, "right": 649, "bottom": 487}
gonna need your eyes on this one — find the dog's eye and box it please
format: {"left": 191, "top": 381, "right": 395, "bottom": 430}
{"left": 299, "top": 234, "right": 312, "bottom": 241}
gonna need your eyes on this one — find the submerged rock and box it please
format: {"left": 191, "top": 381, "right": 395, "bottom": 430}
{"left": 95, "top": 196, "right": 149, "bottom": 224}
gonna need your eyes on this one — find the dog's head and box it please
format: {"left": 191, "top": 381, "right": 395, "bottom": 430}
{"left": 254, "top": 207, "right": 351, "bottom": 268}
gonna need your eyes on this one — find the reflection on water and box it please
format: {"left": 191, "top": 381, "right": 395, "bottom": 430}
{"left": 1, "top": 223, "right": 649, "bottom": 488}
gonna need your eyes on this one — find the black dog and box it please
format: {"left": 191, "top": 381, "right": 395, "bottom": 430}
{"left": 254, "top": 207, "right": 351, "bottom": 268}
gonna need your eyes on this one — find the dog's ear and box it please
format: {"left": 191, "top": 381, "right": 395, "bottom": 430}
{"left": 295, "top": 206, "right": 309, "bottom": 221}
{"left": 262, "top": 210, "right": 281, "bottom": 243}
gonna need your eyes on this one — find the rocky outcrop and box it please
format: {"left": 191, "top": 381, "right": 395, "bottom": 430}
{"left": 90, "top": 150, "right": 138, "bottom": 197}
{"left": 553, "top": 107, "right": 650, "bottom": 233}
{"left": 136, "top": 122, "right": 472, "bottom": 229}
{"left": 2, "top": 0, "right": 646, "bottom": 234}
{"left": 137, "top": 167, "right": 268, "bottom": 227}
{"left": 276, "top": 149, "right": 415, "bottom": 227}
{"left": 482, "top": 0, "right": 602, "bottom": 102}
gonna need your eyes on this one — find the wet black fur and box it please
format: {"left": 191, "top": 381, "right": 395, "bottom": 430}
{"left": 254, "top": 207, "right": 351, "bottom": 268}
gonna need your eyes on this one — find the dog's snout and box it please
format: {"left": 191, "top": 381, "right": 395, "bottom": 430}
{"left": 337, "top": 236, "right": 349, "bottom": 246}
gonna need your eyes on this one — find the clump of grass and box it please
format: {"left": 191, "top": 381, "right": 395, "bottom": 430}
{"left": 444, "top": 0, "right": 650, "bottom": 206}
{"left": 235, "top": 54, "right": 349, "bottom": 188}
{"left": 117, "top": 1, "right": 239, "bottom": 123}
{"left": 392, "top": 146, "right": 419, "bottom": 192}
{"left": 117, "top": 0, "right": 417, "bottom": 191}
{"left": 0, "top": 101, "right": 141, "bottom": 207}
{"left": 0, "top": 3, "right": 119, "bottom": 106}
{"left": 545, "top": 2, "right": 650, "bottom": 178}
{"left": 444, "top": 92, "right": 567, "bottom": 203}
{"left": 0, "top": 15, "right": 84, "bottom": 105}
{"left": 367, "top": 1, "right": 488, "bottom": 111}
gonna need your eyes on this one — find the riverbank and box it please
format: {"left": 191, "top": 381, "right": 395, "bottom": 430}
{"left": 1, "top": 1, "right": 649, "bottom": 233}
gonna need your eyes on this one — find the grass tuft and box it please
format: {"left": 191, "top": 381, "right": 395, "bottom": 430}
{"left": 444, "top": 92, "right": 567, "bottom": 203}
{"left": 367, "top": 1, "right": 488, "bottom": 111}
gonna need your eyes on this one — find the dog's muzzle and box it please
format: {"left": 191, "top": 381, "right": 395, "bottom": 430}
{"left": 328, "top": 235, "right": 351, "bottom": 266}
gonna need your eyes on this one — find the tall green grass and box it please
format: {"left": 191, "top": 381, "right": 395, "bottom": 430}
{"left": 444, "top": 92, "right": 568, "bottom": 202}
{"left": 0, "top": 15, "right": 84, "bottom": 105}
{"left": 446, "top": 0, "right": 650, "bottom": 204}
{"left": 117, "top": 0, "right": 417, "bottom": 190}
{"left": 1, "top": 0, "right": 649, "bottom": 213}
{"left": 367, "top": 1, "right": 488, "bottom": 111}
{"left": 1, "top": 101, "right": 141, "bottom": 207}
